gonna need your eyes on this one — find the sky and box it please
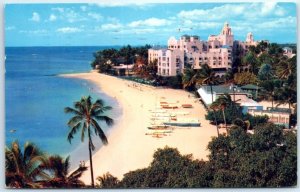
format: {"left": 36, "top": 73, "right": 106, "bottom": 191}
{"left": 4, "top": 2, "right": 297, "bottom": 47}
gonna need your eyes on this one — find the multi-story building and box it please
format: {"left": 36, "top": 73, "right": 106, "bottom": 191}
{"left": 148, "top": 22, "right": 258, "bottom": 77}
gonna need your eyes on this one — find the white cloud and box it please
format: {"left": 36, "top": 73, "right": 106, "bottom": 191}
{"left": 100, "top": 23, "right": 123, "bottom": 31}
{"left": 178, "top": 3, "right": 287, "bottom": 21}
{"left": 29, "top": 12, "right": 40, "bottom": 22}
{"left": 88, "top": 12, "right": 103, "bottom": 21}
{"left": 128, "top": 17, "right": 172, "bottom": 27}
{"left": 19, "top": 29, "right": 48, "bottom": 35}
{"left": 92, "top": 1, "right": 150, "bottom": 7}
{"left": 261, "top": 2, "right": 276, "bottom": 16}
{"left": 49, "top": 14, "right": 57, "bottom": 21}
{"left": 257, "top": 16, "right": 296, "bottom": 29}
{"left": 56, "top": 27, "right": 82, "bottom": 33}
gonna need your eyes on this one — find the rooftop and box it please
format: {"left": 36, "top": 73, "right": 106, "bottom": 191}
{"left": 241, "top": 84, "right": 261, "bottom": 90}
{"left": 199, "top": 85, "right": 249, "bottom": 95}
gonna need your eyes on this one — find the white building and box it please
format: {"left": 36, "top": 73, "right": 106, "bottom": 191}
{"left": 283, "top": 47, "right": 296, "bottom": 58}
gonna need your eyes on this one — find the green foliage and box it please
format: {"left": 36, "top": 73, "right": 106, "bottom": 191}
{"left": 162, "top": 74, "right": 183, "bottom": 89}
{"left": 119, "top": 147, "right": 211, "bottom": 188}
{"left": 207, "top": 124, "right": 297, "bottom": 187}
{"left": 64, "top": 96, "right": 113, "bottom": 187}
{"left": 91, "top": 45, "right": 151, "bottom": 73}
{"left": 206, "top": 102, "right": 243, "bottom": 125}
{"left": 134, "top": 59, "right": 158, "bottom": 80}
{"left": 97, "top": 172, "right": 120, "bottom": 188}
{"left": 5, "top": 141, "right": 87, "bottom": 188}
{"left": 242, "top": 114, "right": 269, "bottom": 129}
{"left": 258, "top": 63, "right": 274, "bottom": 81}
{"left": 234, "top": 72, "right": 258, "bottom": 85}
{"left": 5, "top": 141, "right": 48, "bottom": 188}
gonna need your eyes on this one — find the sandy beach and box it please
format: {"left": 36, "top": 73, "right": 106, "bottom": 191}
{"left": 61, "top": 71, "right": 221, "bottom": 185}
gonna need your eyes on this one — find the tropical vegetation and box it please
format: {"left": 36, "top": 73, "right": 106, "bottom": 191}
{"left": 64, "top": 96, "right": 113, "bottom": 187}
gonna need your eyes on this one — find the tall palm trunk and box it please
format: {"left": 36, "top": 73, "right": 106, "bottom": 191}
{"left": 213, "top": 110, "right": 219, "bottom": 137}
{"left": 210, "top": 84, "right": 214, "bottom": 104}
{"left": 88, "top": 128, "right": 95, "bottom": 188}
{"left": 222, "top": 109, "right": 228, "bottom": 134}
{"left": 210, "top": 84, "right": 219, "bottom": 137}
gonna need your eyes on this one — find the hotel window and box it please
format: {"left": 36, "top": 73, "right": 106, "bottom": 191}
{"left": 199, "top": 57, "right": 202, "bottom": 60}
{"left": 204, "top": 57, "right": 207, "bottom": 60}
{"left": 162, "top": 57, "right": 166, "bottom": 61}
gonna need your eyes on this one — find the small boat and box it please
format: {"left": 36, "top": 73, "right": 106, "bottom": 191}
{"left": 162, "top": 106, "right": 178, "bottom": 109}
{"left": 147, "top": 124, "right": 171, "bottom": 130}
{"left": 163, "top": 118, "right": 200, "bottom": 127}
{"left": 10, "top": 129, "right": 16, "bottom": 133}
{"left": 182, "top": 104, "right": 193, "bottom": 108}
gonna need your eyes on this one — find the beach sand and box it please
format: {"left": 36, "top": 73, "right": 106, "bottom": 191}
{"left": 61, "top": 71, "right": 222, "bottom": 185}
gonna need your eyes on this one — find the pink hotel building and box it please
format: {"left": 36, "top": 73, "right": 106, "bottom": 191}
{"left": 148, "top": 22, "right": 257, "bottom": 77}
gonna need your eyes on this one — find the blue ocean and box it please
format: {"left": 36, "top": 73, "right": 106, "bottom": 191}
{"left": 5, "top": 46, "right": 122, "bottom": 167}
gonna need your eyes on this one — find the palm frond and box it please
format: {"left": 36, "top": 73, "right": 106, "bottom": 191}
{"left": 64, "top": 107, "right": 82, "bottom": 116}
{"left": 67, "top": 122, "right": 82, "bottom": 144}
{"left": 67, "top": 115, "right": 83, "bottom": 128}
{"left": 81, "top": 122, "right": 87, "bottom": 143}
{"left": 90, "top": 119, "right": 108, "bottom": 145}
{"left": 68, "top": 166, "right": 88, "bottom": 181}
{"left": 94, "top": 116, "right": 114, "bottom": 126}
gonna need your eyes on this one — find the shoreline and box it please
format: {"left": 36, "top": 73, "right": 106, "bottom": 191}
{"left": 61, "top": 71, "right": 222, "bottom": 184}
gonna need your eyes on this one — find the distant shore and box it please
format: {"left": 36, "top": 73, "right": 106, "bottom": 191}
{"left": 61, "top": 71, "right": 223, "bottom": 184}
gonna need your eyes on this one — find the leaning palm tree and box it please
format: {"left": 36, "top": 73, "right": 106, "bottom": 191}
{"left": 198, "top": 64, "right": 219, "bottom": 137}
{"left": 211, "top": 94, "right": 232, "bottom": 134}
{"left": 5, "top": 141, "right": 48, "bottom": 188}
{"left": 38, "top": 155, "right": 88, "bottom": 188}
{"left": 64, "top": 96, "right": 113, "bottom": 188}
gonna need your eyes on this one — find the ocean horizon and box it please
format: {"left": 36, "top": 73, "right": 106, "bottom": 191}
{"left": 5, "top": 46, "right": 122, "bottom": 169}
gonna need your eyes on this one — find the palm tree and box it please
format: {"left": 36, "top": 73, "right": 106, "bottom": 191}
{"left": 242, "top": 51, "right": 258, "bottom": 74}
{"left": 64, "top": 96, "right": 113, "bottom": 187}
{"left": 38, "top": 155, "right": 88, "bottom": 188}
{"left": 231, "top": 118, "right": 251, "bottom": 133}
{"left": 182, "top": 68, "right": 200, "bottom": 90}
{"left": 5, "top": 141, "right": 48, "bottom": 188}
{"left": 276, "top": 56, "right": 296, "bottom": 79}
{"left": 198, "top": 64, "right": 219, "bottom": 104}
{"left": 96, "top": 172, "right": 120, "bottom": 188}
{"left": 211, "top": 94, "right": 232, "bottom": 134}
{"left": 275, "top": 87, "right": 297, "bottom": 110}
{"left": 259, "top": 80, "right": 281, "bottom": 109}
{"left": 198, "top": 64, "right": 219, "bottom": 137}
{"left": 258, "top": 63, "right": 274, "bottom": 81}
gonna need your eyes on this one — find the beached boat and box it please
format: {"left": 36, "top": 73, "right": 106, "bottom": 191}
{"left": 163, "top": 118, "right": 200, "bottom": 127}
{"left": 181, "top": 104, "right": 193, "bottom": 108}
{"left": 151, "top": 113, "right": 176, "bottom": 117}
{"left": 147, "top": 124, "right": 172, "bottom": 130}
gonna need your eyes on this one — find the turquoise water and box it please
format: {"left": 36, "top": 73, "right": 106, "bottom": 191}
{"left": 5, "top": 47, "right": 122, "bottom": 166}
